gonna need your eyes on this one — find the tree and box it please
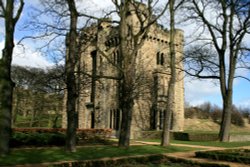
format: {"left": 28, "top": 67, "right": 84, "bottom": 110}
{"left": 65, "top": 0, "right": 78, "bottom": 152}
{"left": 184, "top": 0, "right": 250, "bottom": 141}
{"left": 11, "top": 65, "right": 64, "bottom": 127}
{"left": 161, "top": 0, "right": 175, "bottom": 146}
{"left": 0, "top": 0, "right": 24, "bottom": 156}
{"left": 23, "top": 0, "right": 95, "bottom": 152}
{"left": 161, "top": 0, "right": 186, "bottom": 146}
{"left": 111, "top": 0, "right": 168, "bottom": 147}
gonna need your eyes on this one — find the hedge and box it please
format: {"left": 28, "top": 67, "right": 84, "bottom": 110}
{"left": 10, "top": 128, "right": 112, "bottom": 147}
{"left": 195, "top": 149, "right": 250, "bottom": 164}
{"left": 138, "top": 131, "right": 218, "bottom": 141}
{"left": 50, "top": 154, "right": 229, "bottom": 167}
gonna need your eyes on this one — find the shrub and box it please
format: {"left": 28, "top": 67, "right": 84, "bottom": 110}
{"left": 195, "top": 149, "right": 250, "bottom": 164}
{"left": 231, "top": 110, "right": 245, "bottom": 127}
{"left": 185, "top": 107, "right": 197, "bottom": 119}
{"left": 230, "top": 105, "right": 244, "bottom": 127}
{"left": 211, "top": 109, "right": 222, "bottom": 123}
{"left": 197, "top": 109, "right": 210, "bottom": 119}
{"left": 10, "top": 128, "right": 112, "bottom": 147}
{"left": 10, "top": 132, "right": 65, "bottom": 147}
{"left": 185, "top": 106, "right": 210, "bottom": 119}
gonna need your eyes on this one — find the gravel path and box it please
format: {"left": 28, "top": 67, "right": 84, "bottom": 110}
{"left": 135, "top": 141, "right": 250, "bottom": 167}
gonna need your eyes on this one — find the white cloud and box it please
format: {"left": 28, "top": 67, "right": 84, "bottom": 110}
{"left": 185, "top": 77, "right": 221, "bottom": 106}
{"left": 238, "top": 99, "right": 250, "bottom": 109}
{"left": 0, "top": 41, "right": 53, "bottom": 68}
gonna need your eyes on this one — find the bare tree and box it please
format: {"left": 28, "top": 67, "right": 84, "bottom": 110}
{"left": 0, "top": 0, "right": 24, "bottom": 156}
{"left": 161, "top": 0, "right": 175, "bottom": 146}
{"left": 111, "top": 0, "right": 168, "bottom": 147}
{"left": 22, "top": 0, "right": 100, "bottom": 152}
{"left": 184, "top": 0, "right": 250, "bottom": 141}
{"left": 64, "top": 0, "right": 78, "bottom": 152}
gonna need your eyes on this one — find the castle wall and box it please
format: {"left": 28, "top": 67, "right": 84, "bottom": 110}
{"left": 62, "top": 5, "right": 184, "bottom": 135}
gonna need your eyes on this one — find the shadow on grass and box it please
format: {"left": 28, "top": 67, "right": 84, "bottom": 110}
{"left": 1, "top": 145, "right": 199, "bottom": 166}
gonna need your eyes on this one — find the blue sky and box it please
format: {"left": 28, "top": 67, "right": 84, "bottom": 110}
{"left": 0, "top": 0, "right": 250, "bottom": 109}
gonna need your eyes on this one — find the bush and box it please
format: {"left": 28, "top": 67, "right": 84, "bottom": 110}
{"left": 10, "top": 132, "right": 65, "bottom": 147}
{"left": 185, "top": 106, "right": 211, "bottom": 119}
{"left": 195, "top": 149, "right": 250, "bottom": 164}
{"left": 11, "top": 128, "right": 112, "bottom": 147}
{"left": 231, "top": 110, "right": 245, "bottom": 127}
{"left": 210, "top": 109, "right": 222, "bottom": 123}
{"left": 185, "top": 107, "right": 198, "bottom": 119}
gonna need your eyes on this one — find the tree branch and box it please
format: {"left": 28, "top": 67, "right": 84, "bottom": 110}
{"left": 0, "top": 0, "right": 5, "bottom": 16}
{"left": 14, "top": 0, "right": 24, "bottom": 24}
{"left": 234, "top": 76, "right": 250, "bottom": 82}
{"left": 185, "top": 70, "right": 220, "bottom": 80}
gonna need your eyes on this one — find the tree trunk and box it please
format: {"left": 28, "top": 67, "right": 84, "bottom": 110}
{"left": 161, "top": 0, "right": 176, "bottom": 146}
{"left": 219, "top": 95, "right": 232, "bottom": 141}
{"left": 0, "top": 0, "right": 23, "bottom": 156}
{"left": 0, "top": 53, "right": 14, "bottom": 156}
{"left": 12, "top": 88, "right": 21, "bottom": 126}
{"left": 219, "top": 3, "right": 237, "bottom": 142}
{"left": 118, "top": 1, "right": 136, "bottom": 147}
{"left": 118, "top": 44, "right": 136, "bottom": 147}
{"left": 118, "top": 94, "right": 133, "bottom": 147}
{"left": 65, "top": 0, "right": 78, "bottom": 152}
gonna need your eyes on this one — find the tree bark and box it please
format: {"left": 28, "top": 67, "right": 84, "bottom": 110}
{"left": 118, "top": 1, "right": 135, "bottom": 148}
{"left": 0, "top": 0, "right": 24, "bottom": 156}
{"left": 219, "top": 95, "right": 232, "bottom": 141}
{"left": 65, "top": 0, "right": 78, "bottom": 152}
{"left": 161, "top": 0, "right": 176, "bottom": 146}
{"left": 219, "top": 2, "right": 237, "bottom": 141}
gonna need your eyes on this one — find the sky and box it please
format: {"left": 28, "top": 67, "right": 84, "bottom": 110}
{"left": 0, "top": 0, "right": 250, "bottom": 109}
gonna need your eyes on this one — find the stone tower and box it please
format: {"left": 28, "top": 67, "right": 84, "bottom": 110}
{"left": 62, "top": 3, "right": 184, "bottom": 138}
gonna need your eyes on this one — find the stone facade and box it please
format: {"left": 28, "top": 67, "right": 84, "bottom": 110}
{"left": 62, "top": 4, "right": 184, "bottom": 138}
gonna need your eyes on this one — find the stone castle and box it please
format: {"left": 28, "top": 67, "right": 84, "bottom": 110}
{"left": 62, "top": 3, "right": 184, "bottom": 138}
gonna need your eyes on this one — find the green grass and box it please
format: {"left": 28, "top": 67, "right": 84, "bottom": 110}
{"left": 0, "top": 145, "right": 199, "bottom": 166}
{"left": 172, "top": 140, "right": 250, "bottom": 148}
{"left": 139, "top": 139, "right": 250, "bottom": 148}
{"left": 183, "top": 130, "right": 250, "bottom": 135}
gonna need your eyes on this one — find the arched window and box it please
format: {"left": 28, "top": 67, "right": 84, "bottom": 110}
{"left": 160, "top": 53, "right": 164, "bottom": 65}
{"left": 157, "top": 52, "right": 160, "bottom": 65}
{"left": 110, "top": 109, "right": 121, "bottom": 130}
{"left": 113, "top": 50, "right": 120, "bottom": 65}
{"left": 159, "top": 110, "right": 164, "bottom": 129}
{"left": 113, "top": 52, "right": 117, "bottom": 64}
{"left": 156, "top": 52, "right": 164, "bottom": 66}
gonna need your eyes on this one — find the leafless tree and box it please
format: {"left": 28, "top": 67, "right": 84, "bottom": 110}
{"left": 0, "top": 0, "right": 24, "bottom": 156}
{"left": 184, "top": 0, "right": 250, "bottom": 141}
{"left": 161, "top": 0, "right": 175, "bottom": 146}
{"left": 111, "top": 0, "right": 168, "bottom": 147}
{"left": 160, "top": 0, "right": 186, "bottom": 146}
{"left": 22, "top": 0, "right": 102, "bottom": 152}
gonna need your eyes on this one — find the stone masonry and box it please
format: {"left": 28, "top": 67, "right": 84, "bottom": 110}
{"left": 62, "top": 3, "right": 184, "bottom": 138}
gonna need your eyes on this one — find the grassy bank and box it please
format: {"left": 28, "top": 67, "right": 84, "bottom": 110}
{"left": 0, "top": 145, "right": 199, "bottom": 166}
{"left": 137, "top": 139, "right": 250, "bottom": 148}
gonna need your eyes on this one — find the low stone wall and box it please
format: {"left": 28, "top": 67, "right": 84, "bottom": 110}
{"left": 134, "top": 131, "right": 219, "bottom": 141}
{"left": 229, "top": 135, "right": 250, "bottom": 142}
{"left": 135, "top": 130, "right": 250, "bottom": 142}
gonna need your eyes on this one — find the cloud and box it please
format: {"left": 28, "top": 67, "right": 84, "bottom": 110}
{"left": 0, "top": 41, "right": 53, "bottom": 68}
{"left": 238, "top": 99, "right": 250, "bottom": 108}
{"left": 185, "top": 77, "right": 221, "bottom": 106}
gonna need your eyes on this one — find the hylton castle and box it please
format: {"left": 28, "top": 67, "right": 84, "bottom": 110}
{"left": 62, "top": 3, "right": 184, "bottom": 138}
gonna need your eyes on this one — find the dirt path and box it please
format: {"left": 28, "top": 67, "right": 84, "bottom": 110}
{"left": 134, "top": 141, "right": 250, "bottom": 167}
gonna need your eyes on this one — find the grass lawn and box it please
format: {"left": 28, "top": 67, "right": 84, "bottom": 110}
{"left": 172, "top": 140, "right": 250, "bottom": 148}
{"left": 0, "top": 145, "right": 199, "bottom": 166}
{"left": 139, "top": 139, "right": 250, "bottom": 148}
